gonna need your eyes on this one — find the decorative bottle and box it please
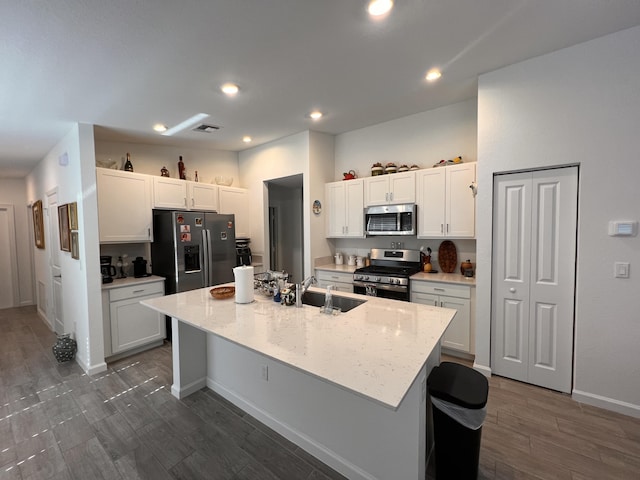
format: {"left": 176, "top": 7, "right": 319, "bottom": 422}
{"left": 194, "top": 170, "right": 199, "bottom": 182}
{"left": 123, "top": 153, "right": 134, "bottom": 172}
{"left": 178, "top": 156, "right": 186, "bottom": 180}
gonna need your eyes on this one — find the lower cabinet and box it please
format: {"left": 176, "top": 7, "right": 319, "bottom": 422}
{"left": 411, "top": 281, "right": 472, "bottom": 353}
{"left": 315, "top": 270, "right": 354, "bottom": 294}
{"left": 103, "top": 280, "right": 166, "bottom": 357}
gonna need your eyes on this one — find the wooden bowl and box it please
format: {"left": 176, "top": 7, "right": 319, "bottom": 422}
{"left": 210, "top": 286, "right": 235, "bottom": 300}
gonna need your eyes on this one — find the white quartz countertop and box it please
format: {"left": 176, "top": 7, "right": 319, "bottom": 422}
{"left": 101, "top": 275, "right": 165, "bottom": 290}
{"left": 411, "top": 271, "right": 476, "bottom": 286}
{"left": 142, "top": 285, "right": 455, "bottom": 409}
{"left": 315, "top": 264, "right": 358, "bottom": 273}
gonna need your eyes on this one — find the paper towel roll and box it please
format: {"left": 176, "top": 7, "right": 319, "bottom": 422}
{"left": 233, "top": 265, "right": 254, "bottom": 304}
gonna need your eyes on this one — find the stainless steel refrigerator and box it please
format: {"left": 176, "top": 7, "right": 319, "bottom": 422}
{"left": 151, "top": 210, "right": 236, "bottom": 337}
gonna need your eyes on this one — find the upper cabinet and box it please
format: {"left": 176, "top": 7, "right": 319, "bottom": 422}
{"left": 364, "top": 171, "right": 415, "bottom": 206}
{"left": 96, "top": 168, "right": 153, "bottom": 243}
{"left": 326, "top": 179, "right": 364, "bottom": 238}
{"left": 152, "top": 177, "right": 219, "bottom": 211}
{"left": 416, "top": 163, "right": 476, "bottom": 238}
{"left": 218, "top": 186, "right": 250, "bottom": 238}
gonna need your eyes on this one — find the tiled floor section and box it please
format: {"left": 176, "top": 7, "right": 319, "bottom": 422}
{"left": 1, "top": 306, "right": 639, "bottom": 479}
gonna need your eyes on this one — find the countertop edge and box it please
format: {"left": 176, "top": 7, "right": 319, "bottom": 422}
{"left": 101, "top": 275, "right": 165, "bottom": 290}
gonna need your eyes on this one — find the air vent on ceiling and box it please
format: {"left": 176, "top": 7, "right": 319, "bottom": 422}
{"left": 192, "top": 124, "right": 222, "bottom": 133}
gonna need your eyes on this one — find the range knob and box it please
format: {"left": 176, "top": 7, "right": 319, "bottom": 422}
{"left": 375, "top": 276, "right": 381, "bottom": 282}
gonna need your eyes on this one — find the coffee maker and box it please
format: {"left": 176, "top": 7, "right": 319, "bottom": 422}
{"left": 236, "top": 238, "right": 252, "bottom": 266}
{"left": 100, "top": 256, "right": 116, "bottom": 284}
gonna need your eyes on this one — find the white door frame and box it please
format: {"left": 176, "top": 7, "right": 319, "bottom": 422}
{"left": 46, "top": 188, "right": 64, "bottom": 334}
{"left": 0, "top": 204, "right": 20, "bottom": 308}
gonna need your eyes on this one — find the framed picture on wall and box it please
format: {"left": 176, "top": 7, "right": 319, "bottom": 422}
{"left": 69, "top": 202, "right": 78, "bottom": 230}
{"left": 70, "top": 231, "right": 79, "bottom": 259}
{"left": 58, "top": 204, "right": 70, "bottom": 252}
{"left": 32, "top": 200, "right": 45, "bottom": 249}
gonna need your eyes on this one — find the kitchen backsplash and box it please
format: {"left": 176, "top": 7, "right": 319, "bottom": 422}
{"left": 330, "top": 237, "right": 476, "bottom": 270}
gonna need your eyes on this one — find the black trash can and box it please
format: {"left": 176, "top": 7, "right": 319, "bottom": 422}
{"left": 427, "top": 362, "right": 489, "bottom": 480}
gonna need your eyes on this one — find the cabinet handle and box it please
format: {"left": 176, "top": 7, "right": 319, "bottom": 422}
{"left": 132, "top": 289, "right": 145, "bottom": 294}
{"left": 434, "top": 288, "right": 445, "bottom": 292}
{"left": 447, "top": 223, "right": 449, "bottom": 233}
{"left": 148, "top": 228, "right": 151, "bottom": 238}
{"left": 390, "top": 192, "right": 393, "bottom": 202}
{"left": 385, "top": 193, "right": 389, "bottom": 202}
{"left": 440, "top": 224, "right": 444, "bottom": 233}
{"left": 192, "top": 198, "right": 195, "bottom": 207}
{"left": 345, "top": 226, "right": 348, "bottom": 234}
{"left": 509, "top": 288, "right": 516, "bottom": 293}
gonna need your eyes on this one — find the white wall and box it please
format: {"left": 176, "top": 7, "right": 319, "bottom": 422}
{"left": 0, "top": 178, "right": 34, "bottom": 306}
{"left": 477, "top": 26, "right": 640, "bottom": 416}
{"left": 331, "top": 99, "right": 478, "bottom": 266}
{"left": 239, "top": 131, "right": 335, "bottom": 278}
{"left": 94, "top": 140, "right": 240, "bottom": 186}
{"left": 26, "top": 124, "right": 106, "bottom": 375}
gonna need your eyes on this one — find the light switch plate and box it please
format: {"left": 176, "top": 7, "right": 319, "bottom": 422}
{"left": 614, "top": 262, "right": 630, "bottom": 278}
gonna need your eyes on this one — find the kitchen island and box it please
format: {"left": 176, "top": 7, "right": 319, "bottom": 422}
{"left": 142, "top": 286, "right": 455, "bottom": 480}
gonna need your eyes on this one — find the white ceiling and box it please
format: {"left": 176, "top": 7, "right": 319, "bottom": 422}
{"left": 2, "top": 0, "right": 640, "bottom": 178}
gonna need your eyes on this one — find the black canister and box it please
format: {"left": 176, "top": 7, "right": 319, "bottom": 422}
{"left": 133, "top": 257, "right": 148, "bottom": 278}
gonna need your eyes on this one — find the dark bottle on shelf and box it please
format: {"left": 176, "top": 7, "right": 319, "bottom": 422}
{"left": 194, "top": 170, "right": 199, "bottom": 182}
{"left": 178, "top": 156, "right": 186, "bottom": 180}
{"left": 123, "top": 152, "right": 134, "bottom": 172}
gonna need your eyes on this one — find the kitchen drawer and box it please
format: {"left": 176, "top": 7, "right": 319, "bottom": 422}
{"left": 316, "top": 270, "right": 353, "bottom": 284}
{"left": 109, "top": 281, "right": 164, "bottom": 302}
{"left": 410, "top": 281, "right": 470, "bottom": 299}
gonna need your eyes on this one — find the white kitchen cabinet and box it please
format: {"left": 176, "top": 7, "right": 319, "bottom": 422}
{"left": 411, "top": 281, "right": 471, "bottom": 353}
{"left": 153, "top": 176, "right": 188, "bottom": 209}
{"left": 218, "top": 186, "right": 249, "bottom": 238}
{"left": 106, "top": 280, "right": 165, "bottom": 356}
{"left": 189, "top": 182, "right": 219, "bottom": 211}
{"left": 96, "top": 168, "right": 153, "bottom": 243}
{"left": 416, "top": 163, "right": 475, "bottom": 238}
{"left": 364, "top": 172, "right": 415, "bottom": 206}
{"left": 315, "top": 270, "right": 354, "bottom": 293}
{"left": 326, "top": 180, "right": 364, "bottom": 238}
{"left": 153, "top": 177, "right": 219, "bottom": 211}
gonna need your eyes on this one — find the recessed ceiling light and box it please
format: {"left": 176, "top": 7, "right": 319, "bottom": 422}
{"left": 162, "top": 113, "right": 210, "bottom": 136}
{"left": 368, "top": 0, "right": 393, "bottom": 16}
{"left": 309, "top": 110, "right": 323, "bottom": 120}
{"left": 153, "top": 123, "right": 167, "bottom": 133}
{"left": 221, "top": 83, "right": 239, "bottom": 96}
{"left": 242, "top": 136, "right": 252, "bottom": 143}
{"left": 425, "top": 69, "right": 442, "bottom": 82}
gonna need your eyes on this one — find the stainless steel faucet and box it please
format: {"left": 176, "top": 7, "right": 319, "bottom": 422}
{"left": 295, "top": 275, "right": 317, "bottom": 308}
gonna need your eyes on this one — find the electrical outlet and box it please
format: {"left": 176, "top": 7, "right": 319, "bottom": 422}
{"left": 614, "top": 262, "right": 630, "bottom": 278}
{"left": 261, "top": 364, "right": 268, "bottom": 381}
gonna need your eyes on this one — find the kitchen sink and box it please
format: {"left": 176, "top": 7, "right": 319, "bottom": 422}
{"left": 301, "top": 290, "right": 366, "bottom": 313}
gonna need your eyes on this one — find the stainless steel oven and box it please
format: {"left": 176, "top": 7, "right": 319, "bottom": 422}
{"left": 352, "top": 249, "right": 422, "bottom": 302}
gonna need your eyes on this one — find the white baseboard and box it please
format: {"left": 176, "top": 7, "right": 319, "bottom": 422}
{"left": 473, "top": 362, "right": 492, "bottom": 378}
{"left": 75, "top": 354, "right": 107, "bottom": 376}
{"left": 206, "top": 377, "right": 374, "bottom": 480}
{"left": 172, "top": 377, "right": 207, "bottom": 399}
{"left": 572, "top": 389, "right": 640, "bottom": 419}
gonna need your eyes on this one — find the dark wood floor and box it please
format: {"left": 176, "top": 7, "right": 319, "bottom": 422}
{"left": 2, "top": 306, "right": 639, "bottom": 480}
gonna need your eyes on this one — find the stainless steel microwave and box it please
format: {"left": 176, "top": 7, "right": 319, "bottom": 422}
{"left": 365, "top": 204, "right": 417, "bottom": 236}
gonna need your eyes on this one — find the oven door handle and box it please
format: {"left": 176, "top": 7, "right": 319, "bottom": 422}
{"left": 353, "top": 281, "right": 408, "bottom": 293}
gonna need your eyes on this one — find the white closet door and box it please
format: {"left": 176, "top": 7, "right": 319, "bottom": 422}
{"left": 492, "top": 172, "right": 532, "bottom": 384}
{"left": 492, "top": 166, "right": 577, "bottom": 393}
{"left": 527, "top": 168, "right": 577, "bottom": 392}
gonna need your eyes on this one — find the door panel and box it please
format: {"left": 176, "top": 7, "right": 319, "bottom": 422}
{"left": 47, "top": 190, "right": 64, "bottom": 334}
{"left": 532, "top": 302, "right": 557, "bottom": 369}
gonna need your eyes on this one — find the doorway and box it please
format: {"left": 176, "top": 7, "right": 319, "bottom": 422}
{"left": 267, "top": 175, "right": 303, "bottom": 283}
{"left": 491, "top": 166, "right": 578, "bottom": 393}
{"left": 0, "top": 205, "right": 19, "bottom": 309}
{"left": 46, "top": 190, "right": 65, "bottom": 334}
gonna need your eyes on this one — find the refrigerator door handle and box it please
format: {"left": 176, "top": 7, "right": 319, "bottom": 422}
{"left": 202, "top": 229, "right": 210, "bottom": 286}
